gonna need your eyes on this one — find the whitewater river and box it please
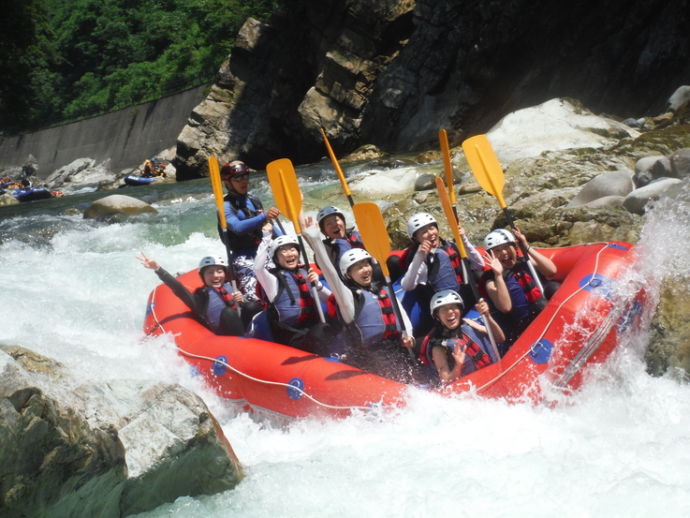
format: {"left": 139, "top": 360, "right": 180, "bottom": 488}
{"left": 1, "top": 170, "right": 689, "bottom": 517}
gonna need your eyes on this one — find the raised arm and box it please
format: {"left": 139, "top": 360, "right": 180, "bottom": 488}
{"left": 513, "top": 226, "right": 557, "bottom": 278}
{"left": 253, "top": 231, "right": 279, "bottom": 301}
{"left": 302, "top": 219, "right": 355, "bottom": 323}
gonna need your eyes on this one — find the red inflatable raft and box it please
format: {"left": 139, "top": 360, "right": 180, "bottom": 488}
{"left": 143, "top": 241, "right": 647, "bottom": 420}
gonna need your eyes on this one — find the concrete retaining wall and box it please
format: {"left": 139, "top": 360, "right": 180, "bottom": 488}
{"left": 0, "top": 85, "right": 207, "bottom": 178}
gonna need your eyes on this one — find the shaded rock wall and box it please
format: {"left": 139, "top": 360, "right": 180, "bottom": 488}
{"left": 0, "top": 86, "right": 207, "bottom": 178}
{"left": 174, "top": 0, "right": 690, "bottom": 179}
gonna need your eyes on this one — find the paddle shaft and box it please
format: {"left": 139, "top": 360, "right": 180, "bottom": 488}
{"left": 320, "top": 128, "right": 355, "bottom": 207}
{"left": 438, "top": 129, "right": 458, "bottom": 218}
{"left": 435, "top": 176, "right": 499, "bottom": 359}
{"left": 208, "top": 156, "right": 239, "bottom": 292}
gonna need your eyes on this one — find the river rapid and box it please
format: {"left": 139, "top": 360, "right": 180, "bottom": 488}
{"left": 1, "top": 168, "right": 689, "bottom": 517}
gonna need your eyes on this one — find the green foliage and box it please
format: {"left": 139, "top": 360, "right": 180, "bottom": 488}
{"left": 1, "top": 0, "right": 281, "bottom": 133}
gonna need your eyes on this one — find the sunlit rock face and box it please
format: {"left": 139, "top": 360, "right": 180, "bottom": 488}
{"left": 174, "top": 0, "right": 689, "bottom": 178}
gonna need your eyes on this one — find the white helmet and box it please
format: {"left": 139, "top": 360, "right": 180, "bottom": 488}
{"left": 199, "top": 255, "right": 227, "bottom": 270}
{"left": 429, "top": 289, "right": 464, "bottom": 315}
{"left": 269, "top": 235, "right": 299, "bottom": 258}
{"left": 317, "top": 206, "right": 345, "bottom": 228}
{"left": 407, "top": 212, "right": 437, "bottom": 239}
{"left": 484, "top": 229, "right": 516, "bottom": 250}
{"left": 339, "top": 248, "right": 373, "bottom": 277}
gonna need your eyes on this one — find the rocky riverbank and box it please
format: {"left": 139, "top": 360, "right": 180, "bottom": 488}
{"left": 0, "top": 345, "right": 243, "bottom": 518}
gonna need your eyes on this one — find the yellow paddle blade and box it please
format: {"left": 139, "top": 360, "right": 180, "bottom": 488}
{"left": 461, "top": 134, "right": 507, "bottom": 209}
{"left": 208, "top": 156, "right": 227, "bottom": 231}
{"left": 266, "top": 158, "right": 303, "bottom": 233}
{"left": 435, "top": 176, "right": 468, "bottom": 258}
{"left": 438, "top": 129, "right": 457, "bottom": 206}
{"left": 320, "top": 128, "right": 352, "bottom": 198}
{"left": 352, "top": 202, "right": 391, "bottom": 278}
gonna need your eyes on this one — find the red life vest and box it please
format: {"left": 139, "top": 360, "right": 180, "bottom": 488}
{"left": 440, "top": 240, "right": 465, "bottom": 285}
{"left": 216, "top": 286, "right": 238, "bottom": 310}
{"left": 419, "top": 327, "right": 492, "bottom": 371}
{"left": 508, "top": 260, "right": 544, "bottom": 304}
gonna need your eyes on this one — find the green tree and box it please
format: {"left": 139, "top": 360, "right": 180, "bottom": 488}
{"left": 1, "top": 0, "right": 282, "bottom": 133}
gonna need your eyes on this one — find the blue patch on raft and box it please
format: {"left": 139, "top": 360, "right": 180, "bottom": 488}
{"left": 287, "top": 377, "right": 304, "bottom": 400}
{"left": 530, "top": 339, "right": 553, "bottom": 364}
{"left": 579, "top": 273, "right": 615, "bottom": 301}
{"left": 212, "top": 355, "right": 229, "bottom": 377}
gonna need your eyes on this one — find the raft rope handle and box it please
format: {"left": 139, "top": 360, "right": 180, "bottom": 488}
{"left": 474, "top": 242, "right": 611, "bottom": 394}
{"left": 146, "top": 295, "right": 374, "bottom": 413}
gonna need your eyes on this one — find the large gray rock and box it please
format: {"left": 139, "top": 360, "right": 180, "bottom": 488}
{"left": 83, "top": 194, "right": 157, "bottom": 220}
{"left": 43, "top": 158, "right": 136, "bottom": 194}
{"left": 0, "top": 345, "right": 243, "bottom": 518}
{"left": 566, "top": 170, "right": 634, "bottom": 208}
{"left": 634, "top": 155, "right": 671, "bottom": 187}
{"left": 666, "top": 85, "right": 690, "bottom": 113}
{"left": 623, "top": 177, "right": 683, "bottom": 214}
{"left": 669, "top": 148, "right": 690, "bottom": 179}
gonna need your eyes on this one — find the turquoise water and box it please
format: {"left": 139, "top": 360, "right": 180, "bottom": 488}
{"left": 1, "top": 172, "right": 689, "bottom": 517}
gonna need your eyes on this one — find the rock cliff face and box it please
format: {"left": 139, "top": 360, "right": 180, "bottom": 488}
{"left": 174, "top": 0, "right": 690, "bottom": 179}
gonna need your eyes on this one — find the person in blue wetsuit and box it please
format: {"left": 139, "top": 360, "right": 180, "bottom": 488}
{"left": 418, "top": 289, "right": 504, "bottom": 386}
{"left": 398, "top": 212, "right": 485, "bottom": 336}
{"left": 480, "top": 228, "right": 558, "bottom": 351}
{"left": 220, "top": 161, "right": 282, "bottom": 301}
{"left": 138, "top": 253, "right": 259, "bottom": 335}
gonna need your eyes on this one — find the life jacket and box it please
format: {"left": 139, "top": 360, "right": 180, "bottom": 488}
{"left": 267, "top": 266, "right": 319, "bottom": 328}
{"left": 419, "top": 324, "right": 493, "bottom": 376}
{"left": 328, "top": 283, "right": 400, "bottom": 347}
{"left": 479, "top": 258, "right": 546, "bottom": 344}
{"left": 320, "top": 229, "right": 365, "bottom": 271}
{"left": 345, "top": 229, "right": 365, "bottom": 249}
{"left": 221, "top": 192, "right": 264, "bottom": 253}
{"left": 321, "top": 237, "right": 353, "bottom": 271}
{"left": 196, "top": 283, "right": 241, "bottom": 336}
{"left": 399, "top": 240, "right": 462, "bottom": 292}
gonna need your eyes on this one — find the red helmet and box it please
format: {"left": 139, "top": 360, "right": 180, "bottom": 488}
{"left": 221, "top": 161, "right": 249, "bottom": 178}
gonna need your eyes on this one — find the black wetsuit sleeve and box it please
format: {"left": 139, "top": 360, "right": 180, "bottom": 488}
{"left": 154, "top": 267, "right": 202, "bottom": 316}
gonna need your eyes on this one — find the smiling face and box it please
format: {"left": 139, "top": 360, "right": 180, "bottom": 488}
{"left": 490, "top": 243, "right": 518, "bottom": 269}
{"left": 223, "top": 173, "right": 249, "bottom": 194}
{"left": 437, "top": 303, "right": 462, "bottom": 330}
{"left": 347, "top": 258, "right": 373, "bottom": 287}
{"left": 202, "top": 265, "right": 227, "bottom": 288}
{"left": 275, "top": 244, "right": 300, "bottom": 269}
{"left": 414, "top": 223, "right": 440, "bottom": 247}
{"left": 321, "top": 214, "right": 346, "bottom": 239}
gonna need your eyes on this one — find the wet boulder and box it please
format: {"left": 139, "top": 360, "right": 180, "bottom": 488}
{"left": 669, "top": 148, "right": 690, "bottom": 179}
{"left": 666, "top": 85, "right": 690, "bottom": 113}
{"left": 83, "top": 194, "right": 157, "bottom": 220}
{"left": 634, "top": 155, "right": 671, "bottom": 187}
{"left": 623, "top": 178, "right": 683, "bottom": 214}
{"left": 0, "top": 345, "right": 243, "bottom": 518}
{"left": 566, "top": 170, "right": 634, "bottom": 208}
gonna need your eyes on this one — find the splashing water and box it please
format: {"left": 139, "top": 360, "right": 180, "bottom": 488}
{"left": 1, "top": 178, "right": 689, "bottom": 517}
